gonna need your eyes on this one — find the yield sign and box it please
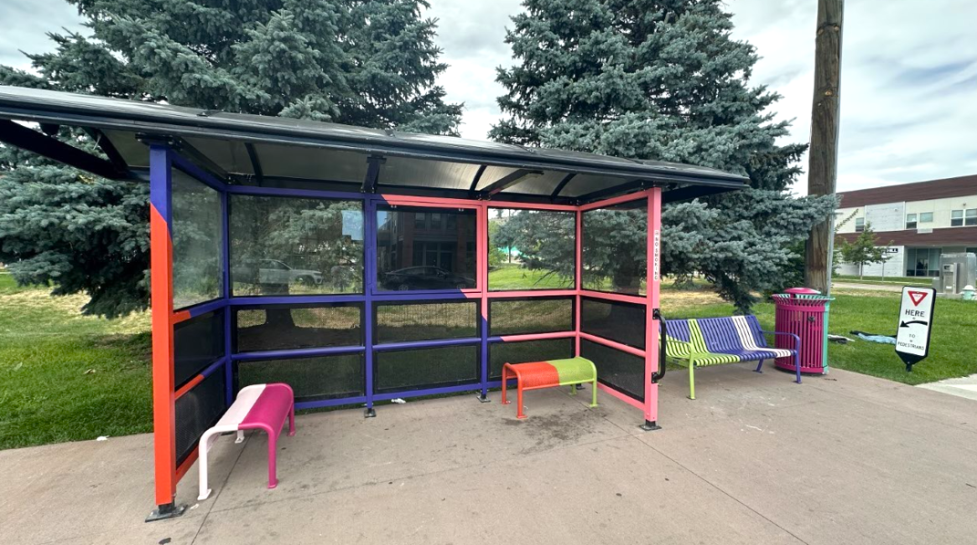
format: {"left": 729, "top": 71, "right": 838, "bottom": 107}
{"left": 908, "top": 290, "right": 928, "bottom": 306}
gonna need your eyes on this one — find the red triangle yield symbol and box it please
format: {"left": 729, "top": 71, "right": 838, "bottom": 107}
{"left": 908, "top": 291, "right": 928, "bottom": 306}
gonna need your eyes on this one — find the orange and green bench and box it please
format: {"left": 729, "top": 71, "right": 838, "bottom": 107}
{"left": 501, "top": 357, "right": 598, "bottom": 419}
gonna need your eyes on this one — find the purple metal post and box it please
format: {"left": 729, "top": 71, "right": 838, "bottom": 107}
{"left": 363, "top": 196, "right": 377, "bottom": 415}
{"left": 221, "top": 188, "right": 233, "bottom": 405}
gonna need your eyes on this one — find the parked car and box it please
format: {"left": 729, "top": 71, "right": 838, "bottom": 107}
{"left": 258, "top": 259, "right": 323, "bottom": 286}
{"left": 382, "top": 266, "right": 473, "bottom": 290}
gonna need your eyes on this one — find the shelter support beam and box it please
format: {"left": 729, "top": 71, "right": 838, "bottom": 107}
{"left": 0, "top": 119, "right": 128, "bottom": 180}
{"left": 147, "top": 145, "right": 185, "bottom": 520}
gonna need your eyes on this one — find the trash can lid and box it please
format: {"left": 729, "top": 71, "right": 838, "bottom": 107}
{"left": 784, "top": 287, "right": 821, "bottom": 295}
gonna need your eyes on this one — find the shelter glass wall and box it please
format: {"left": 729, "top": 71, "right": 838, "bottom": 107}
{"left": 488, "top": 208, "right": 575, "bottom": 291}
{"left": 229, "top": 195, "right": 364, "bottom": 296}
{"left": 581, "top": 201, "right": 647, "bottom": 295}
{"left": 375, "top": 206, "right": 477, "bottom": 291}
{"left": 171, "top": 170, "right": 223, "bottom": 309}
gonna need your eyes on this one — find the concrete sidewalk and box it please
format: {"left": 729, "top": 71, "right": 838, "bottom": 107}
{"left": 918, "top": 373, "right": 977, "bottom": 401}
{"left": 3, "top": 366, "right": 977, "bottom": 545}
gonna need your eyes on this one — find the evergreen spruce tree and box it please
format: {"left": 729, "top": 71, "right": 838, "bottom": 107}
{"left": 492, "top": 0, "right": 838, "bottom": 311}
{"left": 0, "top": 0, "right": 461, "bottom": 316}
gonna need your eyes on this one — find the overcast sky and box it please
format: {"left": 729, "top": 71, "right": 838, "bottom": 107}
{"left": 3, "top": 1, "right": 976, "bottom": 194}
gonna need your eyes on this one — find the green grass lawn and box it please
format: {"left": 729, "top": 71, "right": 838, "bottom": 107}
{"left": 662, "top": 290, "right": 977, "bottom": 385}
{"left": 0, "top": 272, "right": 152, "bottom": 450}
{"left": 488, "top": 264, "right": 573, "bottom": 290}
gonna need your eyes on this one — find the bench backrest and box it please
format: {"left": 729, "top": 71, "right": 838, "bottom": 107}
{"left": 663, "top": 315, "right": 768, "bottom": 357}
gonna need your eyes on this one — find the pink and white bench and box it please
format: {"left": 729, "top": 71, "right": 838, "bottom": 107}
{"left": 198, "top": 383, "right": 295, "bottom": 501}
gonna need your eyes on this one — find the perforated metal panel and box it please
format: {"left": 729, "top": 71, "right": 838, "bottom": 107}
{"left": 174, "top": 310, "right": 224, "bottom": 389}
{"left": 374, "top": 345, "right": 480, "bottom": 393}
{"left": 489, "top": 338, "right": 574, "bottom": 379}
{"left": 375, "top": 301, "right": 477, "bottom": 344}
{"left": 489, "top": 297, "right": 573, "bottom": 336}
{"left": 238, "top": 354, "right": 365, "bottom": 402}
{"left": 581, "top": 298, "right": 646, "bottom": 349}
{"left": 580, "top": 339, "right": 644, "bottom": 402}
{"left": 234, "top": 304, "right": 362, "bottom": 353}
{"left": 175, "top": 371, "right": 227, "bottom": 465}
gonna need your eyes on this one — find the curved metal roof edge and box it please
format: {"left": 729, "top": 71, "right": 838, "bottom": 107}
{"left": 0, "top": 85, "right": 748, "bottom": 189}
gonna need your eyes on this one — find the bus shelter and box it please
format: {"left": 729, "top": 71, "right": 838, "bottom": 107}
{"left": 0, "top": 86, "right": 748, "bottom": 518}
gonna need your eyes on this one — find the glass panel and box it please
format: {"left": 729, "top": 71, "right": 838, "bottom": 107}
{"left": 234, "top": 304, "right": 362, "bottom": 353}
{"left": 488, "top": 209, "right": 575, "bottom": 290}
{"left": 489, "top": 338, "right": 574, "bottom": 379}
{"left": 230, "top": 195, "right": 364, "bottom": 295}
{"left": 920, "top": 212, "right": 933, "bottom": 223}
{"left": 855, "top": 217, "right": 865, "bottom": 232}
{"left": 966, "top": 209, "right": 977, "bottom": 226}
{"left": 906, "top": 213, "right": 917, "bottom": 229}
{"left": 374, "top": 345, "right": 480, "bottom": 393}
{"left": 238, "top": 354, "right": 365, "bottom": 402}
{"left": 582, "top": 200, "right": 647, "bottom": 295}
{"left": 581, "top": 339, "right": 644, "bottom": 402}
{"left": 489, "top": 298, "right": 573, "bottom": 336}
{"left": 175, "top": 371, "right": 226, "bottom": 464}
{"left": 581, "top": 298, "right": 646, "bottom": 349}
{"left": 375, "top": 301, "right": 478, "bottom": 344}
{"left": 174, "top": 309, "right": 224, "bottom": 388}
{"left": 376, "top": 206, "right": 476, "bottom": 291}
{"left": 172, "top": 171, "right": 223, "bottom": 308}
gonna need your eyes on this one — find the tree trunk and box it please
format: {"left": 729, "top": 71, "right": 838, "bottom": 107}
{"left": 804, "top": 0, "right": 844, "bottom": 294}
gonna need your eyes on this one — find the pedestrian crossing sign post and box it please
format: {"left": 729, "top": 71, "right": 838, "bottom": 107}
{"left": 895, "top": 286, "right": 936, "bottom": 371}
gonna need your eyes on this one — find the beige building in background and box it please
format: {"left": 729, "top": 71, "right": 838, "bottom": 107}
{"left": 835, "top": 175, "right": 977, "bottom": 277}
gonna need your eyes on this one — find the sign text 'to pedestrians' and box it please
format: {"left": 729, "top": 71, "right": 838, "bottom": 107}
{"left": 895, "top": 286, "right": 936, "bottom": 371}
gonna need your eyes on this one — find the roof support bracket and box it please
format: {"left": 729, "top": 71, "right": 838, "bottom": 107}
{"left": 244, "top": 143, "right": 264, "bottom": 186}
{"left": 479, "top": 169, "right": 543, "bottom": 199}
{"left": 0, "top": 120, "right": 129, "bottom": 180}
{"left": 168, "top": 137, "right": 238, "bottom": 185}
{"left": 550, "top": 173, "right": 577, "bottom": 201}
{"left": 361, "top": 155, "right": 385, "bottom": 193}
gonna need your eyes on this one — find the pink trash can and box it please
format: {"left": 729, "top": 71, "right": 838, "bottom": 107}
{"left": 772, "top": 288, "right": 833, "bottom": 375}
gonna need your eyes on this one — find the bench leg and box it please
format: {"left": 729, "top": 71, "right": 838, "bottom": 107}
{"left": 235, "top": 430, "right": 245, "bottom": 444}
{"left": 569, "top": 383, "right": 577, "bottom": 396}
{"left": 755, "top": 359, "right": 764, "bottom": 373}
{"left": 266, "top": 429, "right": 279, "bottom": 489}
{"left": 288, "top": 403, "right": 296, "bottom": 437}
{"left": 197, "top": 429, "right": 219, "bottom": 501}
{"left": 516, "top": 382, "right": 526, "bottom": 419}
{"left": 590, "top": 379, "right": 598, "bottom": 408}
{"left": 794, "top": 352, "right": 802, "bottom": 384}
{"left": 688, "top": 363, "right": 696, "bottom": 400}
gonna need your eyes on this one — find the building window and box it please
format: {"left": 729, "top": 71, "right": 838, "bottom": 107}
{"left": 855, "top": 217, "right": 865, "bottom": 232}
{"left": 919, "top": 212, "right": 933, "bottom": 223}
{"left": 967, "top": 209, "right": 977, "bottom": 226}
{"left": 905, "top": 247, "right": 941, "bottom": 277}
{"left": 414, "top": 213, "right": 427, "bottom": 230}
{"left": 967, "top": 247, "right": 977, "bottom": 255}
{"left": 906, "top": 213, "right": 917, "bottom": 229}
{"left": 951, "top": 210, "right": 963, "bottom": 227}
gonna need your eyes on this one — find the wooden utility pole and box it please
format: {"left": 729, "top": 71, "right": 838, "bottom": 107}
{"left": 805, "top": 0, "right": 844, "bottom": 293}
